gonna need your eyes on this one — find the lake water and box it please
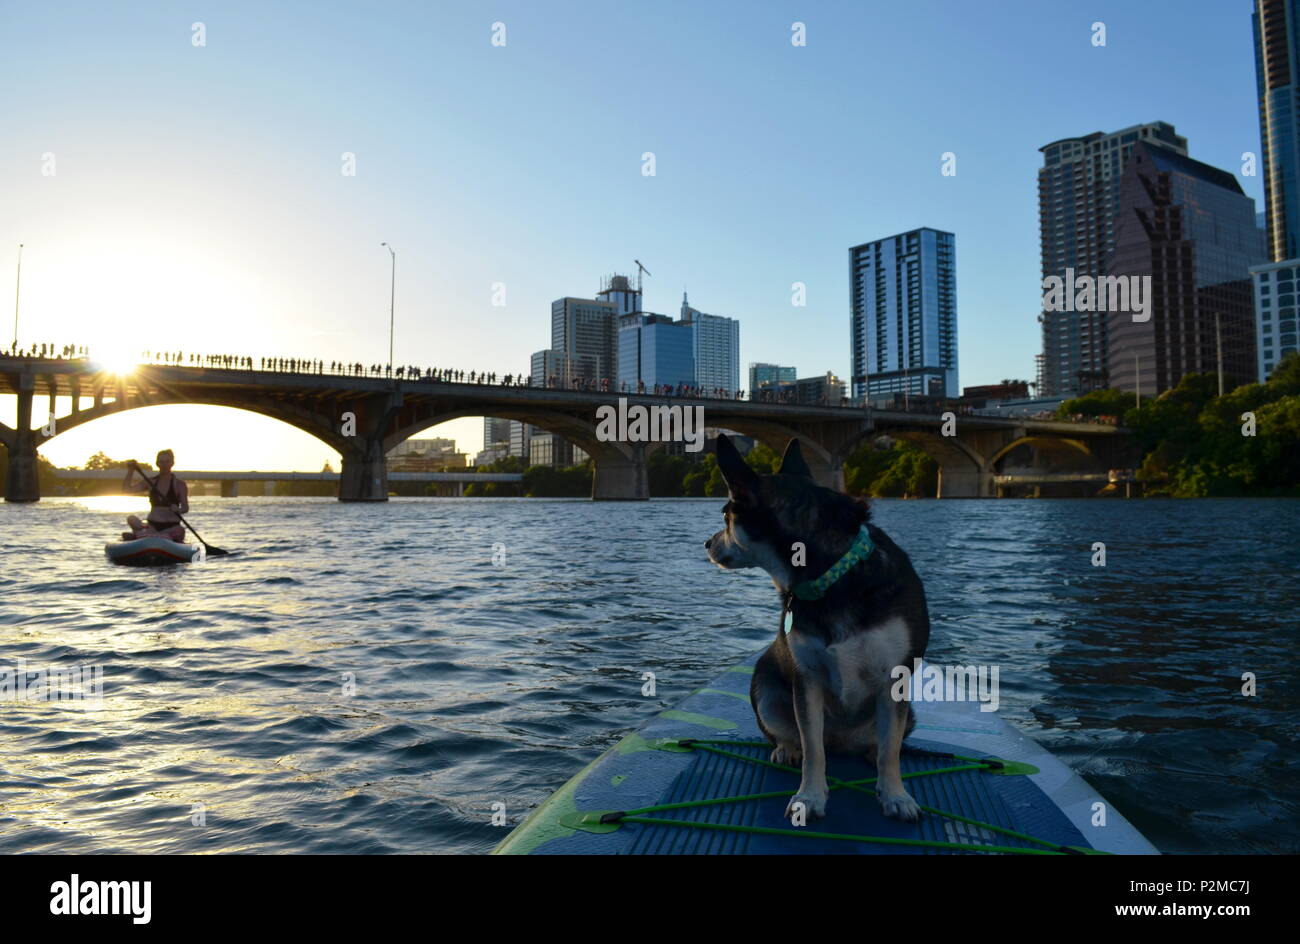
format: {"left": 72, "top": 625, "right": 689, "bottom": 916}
{"left": 0, "top": 496, "right": 1296, "bottom": 854}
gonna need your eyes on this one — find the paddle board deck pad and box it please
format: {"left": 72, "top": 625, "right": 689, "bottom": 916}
{"left": 105, "top": 536, "right": 200, "bottom": 566}
{"left": 493, "top": 650, "right": 1158, "bottom": 855}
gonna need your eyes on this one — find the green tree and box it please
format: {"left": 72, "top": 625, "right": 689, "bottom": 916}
{"left": 647, "top": 451, "right": 692, "bottom": 496}
{"left": 522, "top": 462, "right": 592, "bottom": 497}
{"left": 842, "top": 439, "right": 899, "bottom": 495}
{"left": 683, "top": 453, "right": 717, "bottom": 496}
{"left": 841, "top": 438, "right": 936, "bottom": 498}
{"left": 1057, "top": 388, "right": 1136, "bottom": 419}
{"left": 1127, "top": 354, "right": 1300, "bottom": 496}
{"left": 84, "top": 451, "right": 131, "bottom": 470}
{"left": 745, "top": 441, "right": 781, "bottom": 474}
{"left": 870, "top": 446, "right": 938, "bottom": 498}
{"left": 479, "top": 454, "right": 527, "bottom": 474}
{"left": 704, "top": 460, "right": 729, "bottom": 496}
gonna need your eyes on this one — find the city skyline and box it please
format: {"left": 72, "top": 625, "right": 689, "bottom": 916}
{"left": 0, "top": 0, "right": 1268, "bottom": 470}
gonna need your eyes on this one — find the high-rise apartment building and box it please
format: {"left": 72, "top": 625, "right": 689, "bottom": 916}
{"left": 1250, "top": 260, "right": 1300, "bottom": 381}
{"left": 849, "top": 227, "right": 958, "bottom": 401}
{"left": 1038, "top": 122, "right": 1188, "bottom": 396}
{"left": 680, "top": 293, "right": 740, "bottom": 395}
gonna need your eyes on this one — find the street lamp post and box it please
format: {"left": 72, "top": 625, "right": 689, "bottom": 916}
{"left": 12, "top": 243, "right": 22, "bottom": 352}
{"left": 381, "top": 242, "right": 395, "bottom": 372}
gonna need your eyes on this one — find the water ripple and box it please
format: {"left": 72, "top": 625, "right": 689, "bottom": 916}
{"left": 0, "top": 496, "right": 1296, "bottom": 854}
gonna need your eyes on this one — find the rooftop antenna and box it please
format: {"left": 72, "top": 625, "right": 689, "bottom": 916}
{"left": 633, "top": 259, "right": 651, "bottom": 295}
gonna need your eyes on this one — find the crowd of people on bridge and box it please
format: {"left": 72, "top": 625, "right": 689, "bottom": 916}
{"left": 1060, "top": 412, "right": 1121, "bottom": 426}
{"left": 531, "top": 374, "right": 746, "bottom": 400}
{"left": 1, "top": 345, "right": 1118, "bottom": 422}
{"left": 3, "top": 342, "right": 89, "bottom": 359}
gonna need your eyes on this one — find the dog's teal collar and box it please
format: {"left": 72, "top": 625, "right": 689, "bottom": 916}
{"left": 791, "top": 525, "right": 875, "bottom": 602}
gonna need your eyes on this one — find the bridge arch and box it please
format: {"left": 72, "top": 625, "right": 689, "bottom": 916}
{"left": 2, "top": 396, "right": 352, "bottom": 502}
{"left": 881, "top": 429, "right": 991, "bottom": 498}
{"left": 987, "top": 435, "right": 1097, "bottom": 472}
{"left": 697, "top": 418, "right": 834, "bottom": 466}
{"left": 887, "top": 429, "right": 988, "bottom": 470}
{"left": 386, "top": 407, "right": 641, "bottom": 464}
{"left": 389, "top": 407, "right": 650, "bottom": 500}
{"left": 33, "top": 395, "right": 351, "bottom": 454}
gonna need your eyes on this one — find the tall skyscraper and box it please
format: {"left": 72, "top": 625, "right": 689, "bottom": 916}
{"left": 1108, "top": 143, "right": 1266, "bottom": 395}
{"left": 849, "top": 227, "right": 958, "bottom": 401}
{"left": 1037, "top": 122, "right": 1188, "bottom": 396}
{"left": 680, "top": 293, "right": 740, "bottom": 395}
{"left": 1253, "top": 0, "right": 1300, "bottom": 262}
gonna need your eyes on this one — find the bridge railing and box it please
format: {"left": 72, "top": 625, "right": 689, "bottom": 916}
{"left": 0, "top": 349, "right": 1122, "bottom": 426}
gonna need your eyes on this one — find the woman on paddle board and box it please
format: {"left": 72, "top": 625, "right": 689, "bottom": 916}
{"left": 121, "top": 449, "right": 189, "bottom": 542}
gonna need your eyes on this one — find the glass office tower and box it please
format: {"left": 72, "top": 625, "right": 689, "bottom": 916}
{"left": 1254, "top": 0, "right": 1300, "bottom": 262}
{"left": 1037, "top": 122, "right": 1188, "bottom": 396}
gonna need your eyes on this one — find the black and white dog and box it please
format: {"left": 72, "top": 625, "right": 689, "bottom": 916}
{"left": 705, "top": 435, "right": 931, "bottom": 822}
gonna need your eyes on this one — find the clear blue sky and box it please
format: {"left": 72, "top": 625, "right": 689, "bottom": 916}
{"left": 0, "top": 0, "right": 1266, "bottom": 467}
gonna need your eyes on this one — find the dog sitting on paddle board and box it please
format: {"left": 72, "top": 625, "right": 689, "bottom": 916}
{"left": 704, "top": 435, "right": 931, "bottom": 822}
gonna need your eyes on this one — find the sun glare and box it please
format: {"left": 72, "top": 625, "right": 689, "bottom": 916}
{"left": 88, "top": 341, "right": 140, "bottom": 377}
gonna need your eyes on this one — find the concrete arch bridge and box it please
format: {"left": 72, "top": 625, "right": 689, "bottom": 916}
{"left": 1, "top": 359, "right": 1137, "bottom": 502}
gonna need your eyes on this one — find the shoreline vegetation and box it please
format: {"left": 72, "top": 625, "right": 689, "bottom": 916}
{"left": 464, "top": 353, "right": 1298, "bottom": 499}
{"left": 9, "top": 354, "right": 1296, "bottom": 500}
{"left": 1056, "top": 352, "right": 1299, "bottom": 498}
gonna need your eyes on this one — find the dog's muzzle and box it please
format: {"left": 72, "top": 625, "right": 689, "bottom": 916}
{"left": 705, "top": 529, "right": 738, "bottom": 568}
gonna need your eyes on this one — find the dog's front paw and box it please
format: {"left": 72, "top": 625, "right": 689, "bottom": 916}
{"left": 770, "top": 745, "right": 802, "bottom": 768}
{"left": 785, "top": 787, "right": 828, "bottom": 821}
{"left": 878, "top": 788, "right": 921, "bottom": 822}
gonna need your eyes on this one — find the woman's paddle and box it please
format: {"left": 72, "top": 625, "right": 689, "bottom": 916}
{"left": 128, "top": 461, "right": 229, "bottom": 557}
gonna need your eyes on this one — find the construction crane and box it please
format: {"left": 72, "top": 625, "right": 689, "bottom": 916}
{"left": 634, "top": 259, "right": 652, "bottom": 295}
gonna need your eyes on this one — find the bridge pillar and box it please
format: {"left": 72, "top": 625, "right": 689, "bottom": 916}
{"left": 937, "top": 467, "right": 993, "bottom": 498}
{"left": 220, "top": 479, "right": 239, "bottom": 497}
{"left": 592, "top": 447, "right": 648, "bottom": 501}
{"left": 339, "top": 436, "right": 389, "bottom": 501}
{"left": 4, "top": 388, "right": 40, "bottom": 502}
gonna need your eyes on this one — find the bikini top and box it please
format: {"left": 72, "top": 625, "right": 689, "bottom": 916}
{"left": 150, "top": 476, "right": 179, "bottom": 508}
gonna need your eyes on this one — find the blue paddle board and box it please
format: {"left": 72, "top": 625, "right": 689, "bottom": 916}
{"left": 105, "top": 536, "right": 200, "bottom": 566}
{"left": 493, "top": 650, "right": 1158, "bottom": 855}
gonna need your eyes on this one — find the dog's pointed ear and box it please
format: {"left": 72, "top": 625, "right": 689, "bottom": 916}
{"left": 716, "top": 434, "right": 760, "bottom": 506}
{"left": 778, "top": 439, "right": 813, "bottom": 478}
